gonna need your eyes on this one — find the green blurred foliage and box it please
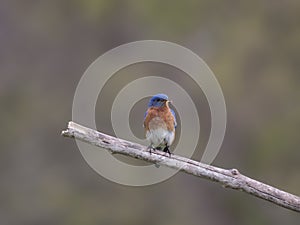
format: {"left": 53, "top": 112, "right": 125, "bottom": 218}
{"left": 0, "top": 0, "right": 299, "bottom": 225}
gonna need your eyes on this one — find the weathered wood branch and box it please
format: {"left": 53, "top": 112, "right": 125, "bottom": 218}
{"left": 62, "top": 121, "right": 300, "bottom": 213}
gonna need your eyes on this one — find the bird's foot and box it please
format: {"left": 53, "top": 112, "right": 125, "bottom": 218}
{"left": 147, "top": 145, "right": 156, "bottom": 154}
{"left": 163, "top": 146, "right": 172, "bottom": 157}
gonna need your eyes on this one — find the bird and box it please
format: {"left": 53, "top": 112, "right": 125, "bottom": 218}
{"left": 143, "top": 93, "right": 177, "bottom": 156}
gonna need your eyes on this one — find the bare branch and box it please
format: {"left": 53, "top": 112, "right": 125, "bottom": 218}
{"left": 62, "top": 121, "right": 300, "bottom": 213}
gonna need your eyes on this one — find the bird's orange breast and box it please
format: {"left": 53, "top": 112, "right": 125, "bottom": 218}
{"left": 144, "top": 105, "right": 175, "bottom": 132}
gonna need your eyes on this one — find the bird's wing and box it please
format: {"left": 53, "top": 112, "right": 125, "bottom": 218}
{"left": 171, "top": 109, "right": 177, "bottom": 128}
{"left": 143, "top": 109, "right": 149, "bottom": 127}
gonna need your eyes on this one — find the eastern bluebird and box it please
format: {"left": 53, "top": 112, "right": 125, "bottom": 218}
{"left": 143, "top": 94, "right": 177, "bottom": 156}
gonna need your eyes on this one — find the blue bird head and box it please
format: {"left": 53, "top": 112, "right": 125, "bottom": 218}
{"left": 147, "top": 93, "right": 169, "bottom": 108}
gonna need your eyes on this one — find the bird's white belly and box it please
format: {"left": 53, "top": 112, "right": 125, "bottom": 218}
{"left": 146, "top": 128, "right": 175, "bottom": 148}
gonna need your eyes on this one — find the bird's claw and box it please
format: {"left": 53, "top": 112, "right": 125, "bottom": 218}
{"left": 163, "top": 146, "right": 172, "bottom": 157}
{"left": 147, "top": 146, "right": 155, "bottom": 154}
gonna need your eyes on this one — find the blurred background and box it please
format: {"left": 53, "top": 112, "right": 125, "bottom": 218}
{"left": 1, "top": 0, "right": 300, "bottom": 224}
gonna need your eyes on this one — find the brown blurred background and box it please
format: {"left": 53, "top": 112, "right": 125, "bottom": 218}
{"left": 1, "top": 0, "right": 300, "bottom": 224}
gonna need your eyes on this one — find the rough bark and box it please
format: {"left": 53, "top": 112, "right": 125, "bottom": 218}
{"left": 62, "top": 121, "right": 300, "bottom": 213}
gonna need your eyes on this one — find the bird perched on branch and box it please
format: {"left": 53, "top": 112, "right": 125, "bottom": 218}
{"left": 143, "top": 94, "right": 177, "bottom": 156}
